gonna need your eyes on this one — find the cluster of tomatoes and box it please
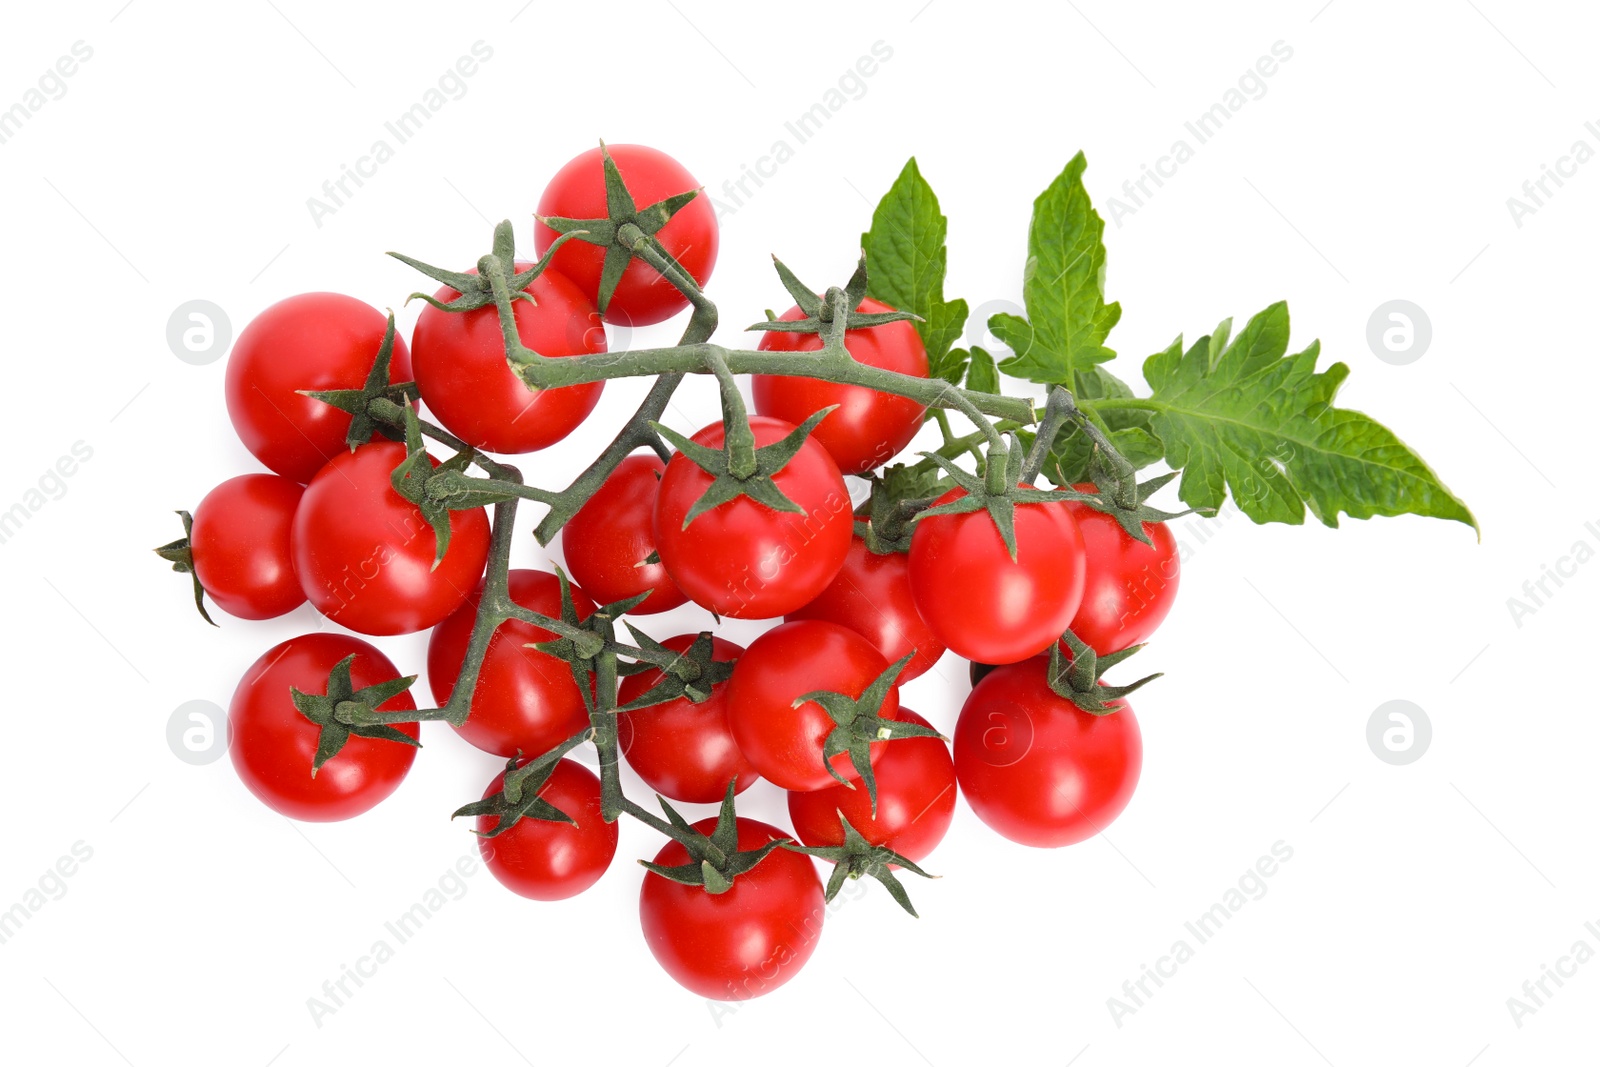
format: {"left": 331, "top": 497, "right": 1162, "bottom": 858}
{"left": 167, "top": 144, "right": 1181, "bottom": 1000}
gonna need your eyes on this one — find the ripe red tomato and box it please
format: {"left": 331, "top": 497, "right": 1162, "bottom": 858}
{"left": 953, "top": 658, "right": 1142, "bottom": 847}
{"left": 1061, "top": 488, "right": 1180, "bottom": 655}
{"left": 654, "top": 416, "right": 851, "bottom": 620}
{"left": 561, "top": 454, "right": 686, "bottom": 614}
{"left": 226, "top": 293, "right": 412, "bottom": 483}
{"left": 787, "top": 536, "right": 945, "bottom": 682}
{"left": 477, "top": 759, "right": 617, "bottom": 901}
{"left": 189, "top": 474, "right": 305, "bottom": 620}
{"left": 411, "top": 265, "right": 605, "bottom": 454}
{"left": 909, "top": 487, "right": 1086, "bottom": 664}
{"left": 428, "top": 569, "right": 596, "bottom": 759}
{"left": 615, "top": 635, "right": 756, "bottom": 803}
{"left": 725, "top": 620, "right": 898, "bottom": 792}
{"left": 786, "top": 708, "right": 955, "bottom": 863}
{"left": 229, "top": 633, "right": 419, "bottom": 821}
{"left": 291, "top": 441, "right": 490, "bottom": 636}
{"left": 753, "top": 298, "right": 928, "bottom": 475}
{"left": 534, "top": 144, "right": 718, "bottom": 326}
{"left": 639, "top": 817, "right": 823, "bottom": 999}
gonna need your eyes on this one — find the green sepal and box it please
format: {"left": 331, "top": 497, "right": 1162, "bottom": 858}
{"left": 389, "top": 220, "right": 587, "bottom": 313}
{"left": 615, "top": 628, "right": 733, "bottom": 712}
{"left": 743, "top": 255, "right": 921, "bottom": 336}
{"left": 782, "top": 813, "right": 935, "bottom": 917}
{"left": 387, "top": 401, "right": 474, "bottom": 567}
{"left": 637, "top": 782, "right": 787, "bottom": 894}
{"left": 797, "top": 653, "right": 939, "bottom": 817}
{"left": 452, "top": 731, "right": 594, "bottom": 838}
{"left": 288, "top": 654, "right": 421, "bottom": 776}
{"left": 858, "top": 463, "right": 950, "bottom": 554}
{"left": 153, "top": 510, "right": 216, "bottom": 627}
{"left": 1045, "top": 630, "right": 1161, "bottom": 714}
{"left": 299, "top": 311, "right": 420, "bottom": 451}
{"left": 1070, "top": 471, "right": 1190, "bottom": 546}
{"left": 650, "top": 405, "right": 836, "bottom": 529}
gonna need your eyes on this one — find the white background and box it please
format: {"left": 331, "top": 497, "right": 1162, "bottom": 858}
{"left": 0, "top": 1, "right": 1593, "bottom": 1064}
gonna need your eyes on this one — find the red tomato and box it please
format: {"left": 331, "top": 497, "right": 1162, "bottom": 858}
{"left": 477, "top": 759, "right": 617, "bottom": 901}
{"left": 787, "top": 536, "right": 945, "bottom": 682}
{"left": 189, "top": 474, "right": 305, "bottom": 620}
{"left": 229, "top": 633, "right": 419, "bottom": 821}
{"left": 753, "top": 297, "right": 928, "bottom": 475}
{"left": 561, "top": 454, "right": 686, "bottom": 614}
{"left": 615, "top": 635, "right": 756, "bottom": 803}
{"left": 654, "top": 416, "right": 851, "bottom": 620}
{"left": 411, "top": 264, "right": 605, "bottom": 454}
{"left": 428, "top": 569, "right": 597, "bottom": 759}
{"left": 639, "top": 817, "right": 823, "bottom": 999}
{"left": 909, "top": 486, "right": 1086, "bottom": 664}
{"left": 226, "top": 293, "right": 412, "bottom": 483}
{"left": 725, "top": 620, "right": 897, "bottom": 792}
{"left": 953, "top": 658, "right": 1142, "bottom": 848}
{"left": 1062, "top": 488, "right": 1180, "bottom": 655}
{"left": 534, "top": 144, "right": 718, "bottom": 326}
{"left": 291, "top": 441, "right": 490, "bottom": 636}
{"left": 786, "top": 709, "right": 955, "bottom": 863}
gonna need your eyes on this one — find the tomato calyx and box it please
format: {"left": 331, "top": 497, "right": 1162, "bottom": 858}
{"left": 650, "top": 407, "right": 836, "bottom": 527}
{"left": 1070, "top": 471, "right": 1189, "bottom": 546}
{"left": 523, "top": 567, "right": 626, "bottom": 677}
{"left": 451, "top": 732, "right": 594, "bottom": 837}
{"left": 389, "top": 219, "right": 584, "bottom": 315}
{"left": 914, "top": 443, "right": 1071, "bottom": 561}
{"left": 535, "top": 142, "right": 704, "bottom": 318}
{"left": 745, "top": 255, "right": 920, "bottom": 338}
{"left": 856, "top": 463, "right": 950, "bottom": 554}
{"left": 798, "top": 653, "right": 940, "bottom": 815}
{"left": 288, "top": 654, "right": 422, "bottom": 775}
{"left": 639, "top": 783, "right": 787, "bottom": 895}
{"left": 152, "top": 510, "right": 217, "bottom": 627}
{"left": 299, "top": 311, "right": 420, "bottom": 452}
{"left": 782, "top": 812, "right": 934, "bottom": 917}
{"left": 1047, "top": 629, "right": 1161, "bottom": 715}
{"left": 615, "top": 629, "right": 733, "bottom": 711}
{"left": 383, "top": 402, "right": 480, "bottom": 568}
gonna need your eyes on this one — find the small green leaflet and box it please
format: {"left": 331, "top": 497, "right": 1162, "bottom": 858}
{"left": 989, "top": 152, "right": 1121, "bottom": 386}
{"left": 861, "top": 158, "right": 969, "bottom": 384}
{"left": 964, "top": 345, "right": 999, "bottom": 394}
{"left": 1135, "top": 302, "right": 1477, "bottom": 530}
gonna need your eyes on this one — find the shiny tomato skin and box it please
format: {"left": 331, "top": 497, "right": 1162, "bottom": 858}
{"left": 786, "top": 708, "right": 955, "bottom": 863}
{"left": 477, "top": 759, "right": 617, "bottom": 901}
{"left": 787, "top": 536, "right": 945, "bottom": 682}
{"left": 189, "top": 474, "right": 306, "bottom": 620}
{"left": 725, "top": 620, "right": 897, "bottom": 792}
{"left": 639, "top": 817, "right": 824, "bottom": 1000}
{"left": 411, "top": 265, "right": 605, "bottom": 455}
{"left": 753, "top": 297, "right": 929, "bottom": 475}
{"left": 229, "top": 633, "right": 419, "bottom": 822}
{"left": 909, "top": 486, "right": 1086, "bottom": 664}
{"left": 953, "top": 658, "right": 1142, "bottom": 848}
{"left": 654, "top": 416, "right": 851, "bottom": 620}
{"left": 1062, "top": 488, "right": 1181, "bottom": 655}
{"left": 615, "top": 634, "right": 755, "bottom": 803}
{"left": 226, "top": 293, "right": 412, "bottom": 483}
{"left": 291, "top": 442, "right": 490, "bottom": 636}
{"left": 561, "top": 454, "right": 686, "bottom": 615}
{"left": 534, "top": 144, "right": 718, "bottom": 326}
{"left": 428, "top": 569, "right": 597, "bottom": 759}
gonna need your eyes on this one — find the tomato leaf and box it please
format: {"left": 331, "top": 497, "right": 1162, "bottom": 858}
{"left": 964, "top": 346, "right": 999, "bottom": 395}
{"left": 1135, "top": 302, "right": 1478, "bottom": 530}
{"left": 989, "top": 152, "right": 1121, "bottom": 385}
{"left": 861, "top": 158, "right": 969, "bottom": 384}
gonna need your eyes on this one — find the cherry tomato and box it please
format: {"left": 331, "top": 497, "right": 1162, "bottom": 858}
{"left": 477, "top": 759, "right": 617, "bottom": 901}
{"left": 786, "top": 708, "right": 955, "bottom": 863}
{"left": 229, "top": 633, "right": 419, "bottom": 821}
{"left": 1061, "top": 487, "right": 1180, "bottom": 655}
{"left": 615, "top": 635, "right": 756, "bottom": 803}
{"left": 909, "top": 486, "right": 1086, "bottom": 664}
{"left": 561, "top": 454, "right": 686, "bottom": 615}
{"left": 654, "top": 416, "right": 851, "bottom": 620}
{"left": 411, "top": 264, "right": 605, "bottom": 454}
{"left": 428, "top": 569, "right": 596, "bottom": 759}
{"left": 725, "top": 620, "right": 897, "bottom": 792}
{"left": 788, "top": 536, "right": 945, "bottom": 682}
{"left": 753, "top": 297, "right": 928, "bottom": 475}
{"left": 291, "top": 441, "right": 490, "bottom": 636}
{"left": 189, "top": 474, "right": 305, "bottom": 620}
{"left": 535, "top": 144, "right": 718, "bottom": 326}
{"left": 953, "top": 658, "right": 1142, "bottom": 848}
{"left": 639, "top": 817, "right": 823, "bottom": 999}
{"left": 226, "top": 293, "right": 412, "bottom": 483}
